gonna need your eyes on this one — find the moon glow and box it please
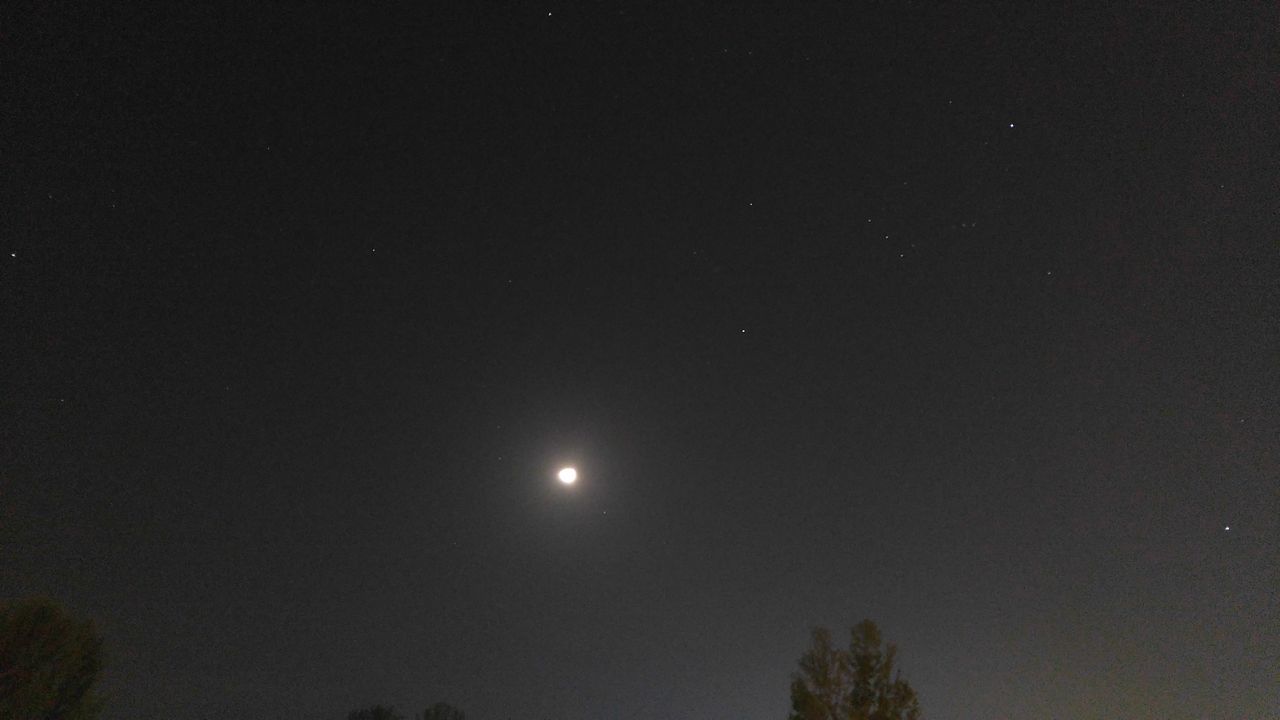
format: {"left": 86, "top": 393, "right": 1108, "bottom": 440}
{"left": 557, "top": 467, "right": 578, "bottom": 485}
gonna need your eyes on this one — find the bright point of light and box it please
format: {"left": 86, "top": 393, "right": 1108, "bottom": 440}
{"left": 557, "top": 467, "right": 577, "bottom": 484}
{"left": 1224, "top": 526, "right": 1230, "bottom": 531}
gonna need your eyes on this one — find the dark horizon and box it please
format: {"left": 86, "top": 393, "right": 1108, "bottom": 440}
{"left": 3, "top": 3, "right": 1277, "bottom": 719}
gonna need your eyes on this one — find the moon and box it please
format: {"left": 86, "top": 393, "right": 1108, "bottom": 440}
{"left": 557, "top": 467, "right": 578, "bottom": 485}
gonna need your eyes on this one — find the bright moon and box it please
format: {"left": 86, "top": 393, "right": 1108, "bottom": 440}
{"left": 557, "top": 467, "right": 578, "bottom": 485}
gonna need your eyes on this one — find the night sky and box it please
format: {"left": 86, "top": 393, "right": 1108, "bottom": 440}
{"left": 3, "top": 3, "right": 1278, "bottom": 719}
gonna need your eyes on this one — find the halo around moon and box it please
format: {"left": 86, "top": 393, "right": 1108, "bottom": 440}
{"left": 557, "top": 467, "right": 578, "bottom": 485}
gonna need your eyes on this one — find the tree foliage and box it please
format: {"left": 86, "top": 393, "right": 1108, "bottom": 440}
{"left": 347, "top": 705, "right": 403, "bottom": 720}
{"left": 419, "top": 702, "right": 465, "bottom": 720}
{"left": 789, "top": 620, "right": 920, "bottom": 720}
{"left": 347, "top": 701, "right": 468, "bottom": 720}
{"left": 0, "top": 597, "right": 105, "bottom": 720}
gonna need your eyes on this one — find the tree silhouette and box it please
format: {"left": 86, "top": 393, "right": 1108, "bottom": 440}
{"left": 0, "top": 597, "right": 105, "bottom": 720}
{"left": 789, "top": 620, "right": 920, "bottom": 720}
{"left": 419, "top": 702, "right": 465, "bottom": 720}
{"left": 347, "top": 705, "right": 403, "bottom": 720}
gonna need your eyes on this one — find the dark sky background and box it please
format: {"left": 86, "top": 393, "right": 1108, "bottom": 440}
{"left": 3, "top": 3, "right": 1277, "bottom": 719}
